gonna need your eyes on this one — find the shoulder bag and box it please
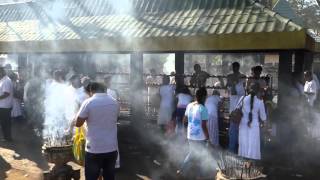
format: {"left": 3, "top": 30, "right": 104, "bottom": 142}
{"left": 229, "top": 96, "right": 245, "bottom": 124}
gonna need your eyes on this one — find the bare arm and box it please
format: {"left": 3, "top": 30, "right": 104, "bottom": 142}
{"left": 201, "top": 120, "right": 209, "bottom": 140}
{"left": 226, "top": 75, "right": 232, "bottom": 87}
{"left": 0, "top": 92, "right": 10, "bottom": 100}
{"left": 190, "top": 74, "right": 196, "bottom": 87}
{"left": 305, "top": 92, "right": 316, "bottom": 95}
{"left": 183, "top": 115, "right": 188, "bottom": 125}
{"left": 259, "top": 101, "right": 267, "bottom": 122}
{"left": 75, "top": 117, "right": 87, "bottom": 127}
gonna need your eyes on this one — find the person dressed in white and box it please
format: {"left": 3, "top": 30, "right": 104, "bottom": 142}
{"left": 226, "top": 62, "right": 246, "bottom": 153}
{"left": 0, "top": 67, "right": 13, "bottom": 141}
{"left": 205, "top": 90, "right": 221, "bottom": 146}
{"left": 65, "top": 75, "right": 88, "bottom": 122}
{"left": 304, "top": 71, "right": 320, "bottom": 139}
{"left": 158, "top": 75, "right": 175, "bottom": 133}
{"left": 73, "top": 82, "right": 119, "bottom": 180}
{"left": 238, "top": 82, "right": 266, "bottom": 160}
{"left": 104, "top": 75, "right": 119, "bottom": 101}
{"left": 175, "top": 86, "right": 192, "bottom": 137}
{"left": 304, "top": 71, "right": 317, "bottom": 107}
{"left": 146, "top": 69, "right": 161, "bottom": 115}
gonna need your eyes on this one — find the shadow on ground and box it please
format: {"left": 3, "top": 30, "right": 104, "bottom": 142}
{"left": 0, "top": 121, "right": 49, "bottom": 171}
{"left": 0, "top": 155, "right": 11, "bottom": 179}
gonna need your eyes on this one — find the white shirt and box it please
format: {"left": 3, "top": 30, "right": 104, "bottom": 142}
{"left": 235, "top": 80, "right": 246, "bottom": 96}
{"left": 107, "top": 89, "right": 118, "bottom": 100}
{"left": 185, "top": 102, "right": 209, "bottom": 140}
{"left": 0, "top": 76, "right": 13, "bottom": 108}
{"left": 78, "top": 93, "right": 119, "bottom": 153}
{"left": 227, "top": 74, "right": 246, "bottom": 96}
{"left": 176, "top": 93, "right": 192, "bottom": 108}
{"left": 240, "top": 95, "right": 267, "bottom": 127}
{"left": 205, "top": 95, "right": 221, "bottom": 117}
{"left": 304, "top": 80, "right": 318, "bottom": 107}
{"left": 159, "top": 85, "right": 175, "bottom": 108}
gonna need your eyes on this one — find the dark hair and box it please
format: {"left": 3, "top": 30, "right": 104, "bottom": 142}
{"left": 0, "top": 67, "right": 6, "bottom": 75}
{"left": 162, "top": 75, "right": 170, "bottom": 85}
{"left": 85, "top": 82, "right": 105, "bottom": 93}
{"left": 181, "top": 85, "right": 191, "bottom": 95}
{"left": 196, "top": 87, "right": 207, "bottom": 105}
{"left": 53, "top": 70, "right": 64, "bottom": 81}
{"left": 104, "top": 75, "right": 112, "bottom": 80}
{"left": 194, "top": 64, "right": 201, "bottom": 70}
{"left": 69, "top": 74, "right": 79, "bottom": 81}
{"left": 248, "top": 82, "right": 260, "bottom": 127}
{"left": 254, "top": 66, "right": 263, "bottom": 73}
{"left": 212, "top": 89, "right": 220, "bottom": 96}
{"left": 232, "top": 62, "right": 240, "bottom": 68}
{"left": 304, "top": 70, "right": 312, "bottom": 77}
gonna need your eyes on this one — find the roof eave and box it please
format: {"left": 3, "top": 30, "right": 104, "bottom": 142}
{"left": 0, "top": 30, "right": 308, "bottom": 53}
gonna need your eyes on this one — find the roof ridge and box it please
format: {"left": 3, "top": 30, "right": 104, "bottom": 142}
{"left": 0, "top": 0, "right": 33, "bottom": 6}
{"left": 248, "top": 0, "right": 303, "bottom": 31}
{"left": 273, "top": 0, "right": 281, "bottom": 8}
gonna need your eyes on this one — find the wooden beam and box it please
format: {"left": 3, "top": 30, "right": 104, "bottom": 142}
{"left": 0, "top": 30, "right": 309, "bottom": 53}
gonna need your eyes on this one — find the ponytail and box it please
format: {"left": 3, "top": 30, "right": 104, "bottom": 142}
{"left": 247, "top": 82, "right": 259, "bottom": 127}
{"left": 248, "top": 93, "right": 255, "bottom": 127}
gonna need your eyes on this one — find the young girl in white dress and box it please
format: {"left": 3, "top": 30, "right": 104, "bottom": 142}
{"left": 238, "top": 82, "right": 267, "bottom": 160}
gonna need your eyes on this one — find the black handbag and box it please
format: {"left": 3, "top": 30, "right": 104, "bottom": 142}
{"left": 229, "top": 96, "right": 245, "bottom": 124}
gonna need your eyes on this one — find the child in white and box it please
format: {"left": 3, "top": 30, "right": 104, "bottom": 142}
{"left": 205, "top": 90, "right": 221, "bottom": 146}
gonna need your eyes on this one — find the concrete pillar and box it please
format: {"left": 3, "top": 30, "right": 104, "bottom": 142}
{"left": 303, "top": 52, "right": 314, "bottom": 71}
{"left": 175, "top": 52, "right": 184, "bottom": 91}
{"left": 17, "top": 54, "right": 28, "bottom": 69}
{"left": 295, "top": 51, "right": 314, "bottom": 73}
{"left": 278, "top": 51, "right": 293, "bottom": 108}
{"left": 294, "top": 51, "right": 305, "bottom": 73}
{"left": 130, "top": 52, "right": 144, "bottom": 126}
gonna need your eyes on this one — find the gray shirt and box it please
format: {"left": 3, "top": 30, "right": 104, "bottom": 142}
{"left": 78, "top": 93, "right": 119, "bottom": 153}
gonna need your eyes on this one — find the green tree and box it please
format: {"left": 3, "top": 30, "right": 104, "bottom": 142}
{"left": 287, "top": 0, "right": 320, "bottom": 35}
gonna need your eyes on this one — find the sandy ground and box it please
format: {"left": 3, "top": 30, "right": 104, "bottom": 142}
{"left": 0, "top": 119, "right": 185, "bottom": 180}
{"left": 0, "top": 122, "right": 47, "bottom": 180}
{"left": 2, "top": 118, "right": 320, "bottom": 180}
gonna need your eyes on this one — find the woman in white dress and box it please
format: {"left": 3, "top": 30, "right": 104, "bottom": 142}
{"left": 158, "top": 75, "right": 175, "bottom": 133}
{"left": 205, "top": 90, "right": 221, "bottom": 146}
{"left": 238, "top": 82, "right": 266, "bottom": 160}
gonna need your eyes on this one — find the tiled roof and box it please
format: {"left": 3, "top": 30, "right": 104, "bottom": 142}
{"left": 0, "top": 0, "right": 303, "bottom": 42}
